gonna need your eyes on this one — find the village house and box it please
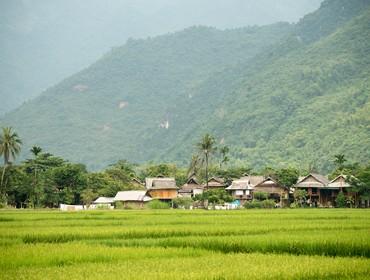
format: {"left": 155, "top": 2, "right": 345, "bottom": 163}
{"left": 145, "top": 177, "right": 178, "bottom": 201}
{"left": 114, "top": 191, "right": 152, "bottom": 208}
{"left": 91, "top": 197, "right": 115, "bottom": 209}
{"left": 328, "top": 174, "right": 350, "bottom": 190}
{"left": 226, "top": 175, "right": 288, "bottom": 206}
{"left": 295, "top": 173, "right": 337, "bottom": 207}
{"left": 179, "top": 177, "right": 204, "bottom": 198}
{"left": 225, "top": 176, "right": 253, "bottom": 203}
{"left": 253, "top": 177, "right": 288, "bottom": 206}
{"left": 205, "top": 177, "right": 226, "bottom": 190}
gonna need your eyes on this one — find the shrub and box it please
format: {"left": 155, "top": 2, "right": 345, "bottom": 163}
{"left": 96, "top": 204, "right": 112, "bottom": 210}
{"left": 290, "top": 202, "right": 299, "bottom": 208}
{"left": 115, "top": 201, "right": 125, "bottom": 209}
{"left": 147, "top": 200, "right": 170, "bottom": 209}
{"left": 294, "top": 189, "right": 307, "bottom": 207}
{"left": 173, "top": 197, "right": 193, "bottom": 209}
{"left": 253, "top": 192, "right": 268, "bottom": 201}
{"left": 200, "top": 189, "right": 233, "bottom": 204}
{"left": 336, "top": 192, "right": 347, "bottom": 208}
{"left": 261, "top": 199, "right": 276, "bottom": 209}
{"left": 244, "top": 200, "right": 262, "bottom": 209}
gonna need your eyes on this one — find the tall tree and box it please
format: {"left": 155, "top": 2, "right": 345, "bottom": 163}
{"left": 219, "top": 146, "right": 230, "bottom": 169}
{"left": 27, "top": 146, "right": 43, "bottom": 207}
{"left": 196, "top": 134, "right": 217, "bottom": 188}
{"left": 187, "top": 154, "right": 201, "bottom": 178}
{"left": 334, "top": 154, "right": 347, "bottom": 170}
{"left": 274, "top": 167, "right": 299, "bottom": 207}
{"left": 0, "top": 127, "right": 22, "bottom": 196}
{"left": 348, "top": 164, "right": 370, "bottom": 207}
{"left": 30, "top": 146, "right": 42, "bottom": 157}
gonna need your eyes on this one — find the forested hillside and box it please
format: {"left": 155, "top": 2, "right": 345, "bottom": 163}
{"left": 1, "top": 0, "right": 370, "bottom": 171}
{"left": 0, "top": 0, "right": 321, "bottom": 114}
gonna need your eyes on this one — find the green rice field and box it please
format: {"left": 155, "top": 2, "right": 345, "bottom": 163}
{"left": 1, "top": 209, "right": 369, "bottom": 279}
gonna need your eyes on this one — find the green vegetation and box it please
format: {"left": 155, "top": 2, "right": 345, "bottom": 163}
{"left": 147, "top": 199, "right": 171, "bottom": 210}
{"left": 1, "top": 128, "right": 369, "bottom": 209}
{"left": 0, "top": 209, "right": 369, "bottom": 279}
{"left": 0, "top": 0, "right": 321, "bottom": 115}
{"left": 2, "top": 1, "right": 369, "bottom": 171}
{"left": 336, "top": 191, "right": 347, "bottom": 208}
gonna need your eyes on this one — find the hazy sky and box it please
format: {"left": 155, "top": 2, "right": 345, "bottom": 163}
{"left": 0, "top": 0, "right": 323, "bottom": 114}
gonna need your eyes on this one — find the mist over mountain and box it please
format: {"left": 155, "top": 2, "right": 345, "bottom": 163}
{"left": 0, "top": 0, "right": 322, "bottom": 114}
{"left": 1, "top": 0, "right": 369, "bottom": 173}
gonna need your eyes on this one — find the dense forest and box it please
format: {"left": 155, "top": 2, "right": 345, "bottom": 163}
{"left": 1, "top": 0, "right": 370, "bottom": 172}
{"left": 0, "top": 127, "right": 369, "bottom": 208}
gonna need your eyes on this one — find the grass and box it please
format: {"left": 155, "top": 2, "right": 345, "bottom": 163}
{"left": 0, "top": 209, "right": 369, "bottom": 279}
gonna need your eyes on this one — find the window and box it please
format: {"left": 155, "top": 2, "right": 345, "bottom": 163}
{"left": 235, "top": 190, "right": 244, "bottom": 196}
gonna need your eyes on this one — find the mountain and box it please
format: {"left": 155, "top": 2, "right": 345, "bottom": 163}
{"left": 1, "top": 0, "right": 370, "bottom": 172}
{"left": 0, "top": 0, "right": 322, "bottom": 115}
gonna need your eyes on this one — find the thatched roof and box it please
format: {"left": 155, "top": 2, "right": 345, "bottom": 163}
{"left": 180, "top": 177, "right": 204, "bottom": 193}
{"left": 328, "top": 175, "right": 351, "bottom": 188}
{"left": 206, "top": 177, "right": 226, "bottom": 188}
{"left": 226, "top": 176, "right": 252, "bottom": 190}
{"left": 93, "top": 197, "right": 114, "bottom": 204}
{"left": 296, "top": 173, "right": 329, "bottom": 188}
{"left": 132, "top": 178, "right": 144, "bottom": 185}
{"left": 249, "top": 176, "right": 265, "bottom": 186}
{"left": 145, "top": 177, "right": 178, "bottom": 190}
{"left": 114, "top": 191, "right": 152, "bottom": 202}
{"left": 226, "top": 175, "right": 265, "bottom": 190}
{"left": 254, "top": 177, "right": 284, "bottom": 189}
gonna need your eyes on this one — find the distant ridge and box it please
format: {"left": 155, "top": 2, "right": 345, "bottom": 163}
{"left": 2, "top": 0, "right": 370, "bottom": 171}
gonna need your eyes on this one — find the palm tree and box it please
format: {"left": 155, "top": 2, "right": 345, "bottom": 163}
{"left": 30, "top": 146, "right": 42, "bottom": 157}
{"left": 0, "top": 127, "right": 22, "bottom": 191}
{"left": 29, "top": 146, "right": 42, "bottom": 207}
{"left": 334, "top": 154, "right": 347, "bottom": 170}
{"left": 196, "top": 134, "right": 217, "bottom": 189}
{"left": 219, "top": 145, "right": 230, "bottom": 168}
{"left": 187, "top": 154, "right": 201, "bottom": 178}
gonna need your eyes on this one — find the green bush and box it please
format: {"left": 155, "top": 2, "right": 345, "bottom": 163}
{"left": 245, "top": 199, "right": 275, "bottom": 209}
{"left": 290, "top": 202, "right": 299, "bottom": 208}
{"left": 336, "top": 192, "right": 347, "bottom": 208}
{"left": 96, "top": 204, "right": 112, "bottom": 210}
{"left": 114, "top": 201, "right": 125, "bottom": 209}
{"left": 261, "top": 199, "right": 276, "bottom": 209}
{"left": 244, "top": 200, "right": 262, "bottom": 209}
{"left": 173, "top": 197, "right": 193, "bottom": 209}
{"left": 253, "top": 192, "right": 268, "bottom": 201}
{"left": 147, "top": 200, "right": 170, "bottom": 209}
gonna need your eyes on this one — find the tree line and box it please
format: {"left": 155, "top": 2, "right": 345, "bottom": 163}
{"left": 0, "top": 127, "right": 369, "bottom": 208}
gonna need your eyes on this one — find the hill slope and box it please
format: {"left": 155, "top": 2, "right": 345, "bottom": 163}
{"left": 0, "top": 0, "right": 322, "bottom": 115}
{"left": 2, "top": 0, "right": 370, "bottom": 171}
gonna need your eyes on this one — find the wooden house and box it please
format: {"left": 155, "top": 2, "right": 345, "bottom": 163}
{"left": 114, "top": 191, "right": 152, "bottom": 208}
{"left": 225, "top": 176, "right": 253, "bottom": 203}
{"left": 91, "top": 197, "right": 115, "bottom": 209}
{"left": 295, "top": 173, "right": 333, "bottom": 207}
{"left": 253, "top": 177, "right": 288, "bottom": 203}
{"left": 145, "top": 177, "right": 178, "bottom": 200}
{"left": 205, "top": 177, "right": 226, "bottom": 190}
{"left": 179, "top": 177, "right": 204, "bottom": 198}
{"left": 328, "top": 174, "right": 350, "bottom": 190}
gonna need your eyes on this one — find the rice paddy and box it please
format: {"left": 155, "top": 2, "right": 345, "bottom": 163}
{"left": 1, "top": 209, "right": 369, "bottom": 279}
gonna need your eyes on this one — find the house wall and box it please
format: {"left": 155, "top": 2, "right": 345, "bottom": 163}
{"left": 149, "top": 189, "right": 178, "bottom": 199}
{"left": 123, "top": 201, "right": 146, "bottom": 209}
{"left": 193, "top": 189, "right": 203, "bottom": 196}
{"left": 254, "top": 184, "right": 286, "bottom": 195}
{"left": 179, "top": 192, "right": 192, "bottom": 198}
